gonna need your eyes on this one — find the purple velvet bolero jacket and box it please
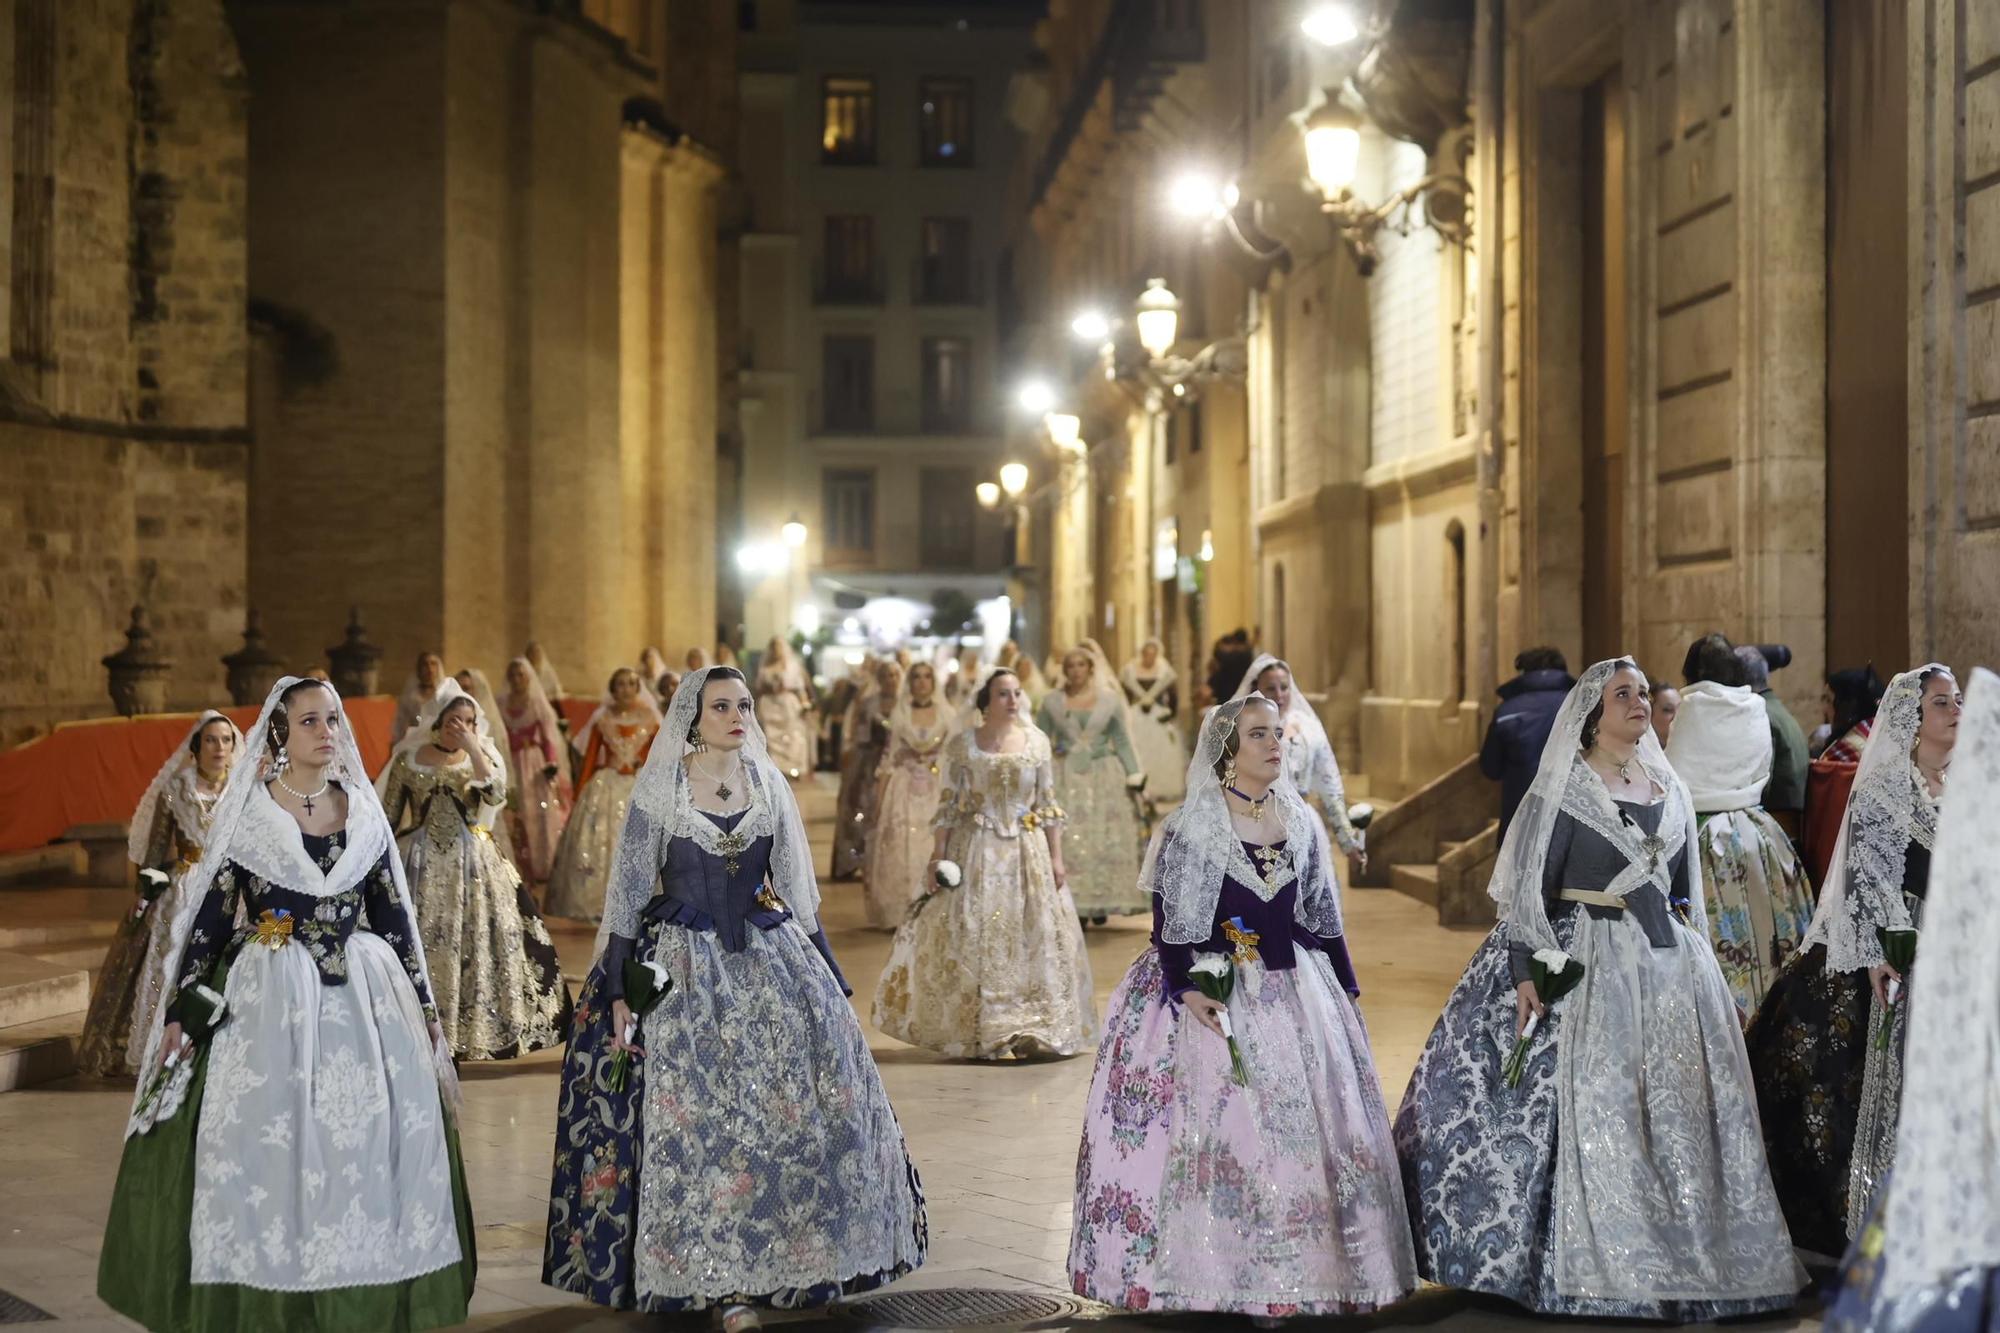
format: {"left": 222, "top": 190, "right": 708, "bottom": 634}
{"left": 1151, "top": 840, "right": 1358, "bottom": 1003}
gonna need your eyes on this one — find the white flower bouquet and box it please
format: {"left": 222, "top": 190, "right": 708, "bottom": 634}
{"left": 1503, "top": 948, "right": 1584, "bottom": 1088}
{"left": 932, "top": 859, "right": 963, "bottom": 891}
{"left": 1187, "top": 953, "right": 1249, "bottom": 1086}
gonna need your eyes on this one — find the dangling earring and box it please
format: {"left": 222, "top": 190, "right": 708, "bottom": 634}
{"left": 1222, "top": 759, "right": 1236, "bottom": 787}
{"left": 276, "top": 744, "right": 290, "bottom": 772}
{"left": 687, "top": 722, "right": 707, "bottom": 753}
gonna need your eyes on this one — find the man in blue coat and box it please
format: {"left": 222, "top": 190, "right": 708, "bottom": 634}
{"left": 1479, "top": 647, "right": 1575, "bottom": 841}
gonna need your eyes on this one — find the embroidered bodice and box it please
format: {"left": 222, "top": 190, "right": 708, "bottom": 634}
{"left": 885, "top": 711, "right": 950, "bottom": 779}
{"left": 592, "top": 714, "right": 657, "bottom": 777}
{"left": 1151, "top": 838, "right": 1358, "bottom": 1002}
{"left": 599, "top": 808, "right": 850, "bottom": 999}
{"left": 1507, "top": 798, "right": 1694, "bottom": 984}
{"left": 143, "top": 774, "right": 224, "bottom": 874}
{"left": 1035, "top": 693, "right": 1139, "bottom": 774}
{"left": 169, "top": 829, "right": 436, "bottom": 1020}
{"left": 379, "top": 750, "right": 506, "bottom": 851}
{"left": 932, "top": 729, "right": 1066, "bottom": 840}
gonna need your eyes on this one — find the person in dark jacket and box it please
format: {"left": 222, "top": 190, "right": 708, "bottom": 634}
{"left": 1207, "top": 628, "right": 1256, "bottom": 705}
{"left": 1737, "top": 645, "right": 1808, "bottom": 826}
{"left": 1478, "top": 647, "right": 1575, "bottom": 841}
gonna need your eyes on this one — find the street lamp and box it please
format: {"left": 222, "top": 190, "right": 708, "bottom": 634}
{"left": 975, "top": 480, "right": 1002, "bottom": 510}
{"left": 1299, "top": 3, "right": 1360, "bottom": 46}
{"left": 998, "top": 462, "right": 1030, "bottom": 499}
{"left": 1299, "top": 91, "right": 1472, "bottom": 276}
{"left": 1016, "top": 379, "right": 1057, "bottom": 414}
{"left": 780, "top": 514, "right": 808, "bottom": 548}
{"left": 1135, "top": 279, "right": 1181, "bottom": 358}
{"left": 1069, "top": 309, "right": 1111, "bottom": 342}
{"left": 1045, "top": 412, "right": 1082, "bottom": 450}
{"left": 1166, "top": 171, "right": 1226, "bottom": 222}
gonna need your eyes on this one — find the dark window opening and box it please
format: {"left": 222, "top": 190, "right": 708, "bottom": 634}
{"left": 822, "top": 335, "right": 875, "bottom": 430}
{"left": 918, "top": 77, "right": 974, "bottom": 165}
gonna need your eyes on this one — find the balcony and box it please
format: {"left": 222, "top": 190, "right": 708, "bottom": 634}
{"left": 1029, "top": 0, "right": 1206, "bottom": 207}
{"left": 913, "top": 260, "right": 985, "bottom": 307}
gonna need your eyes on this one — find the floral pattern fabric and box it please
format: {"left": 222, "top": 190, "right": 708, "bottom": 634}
{"left": 1069, "top": 948, "right": 1417, "bottom": 1316}
{"left": 863, "top": 713, "right": 951, "bottom": 927}
{"left": 873, "top": 728, "right": 1096, "bottom": 1058}
{"left": 1696, "top": 807, "right": 1815, "bottom": 1018}
{"left": 546, "top": 716, "right": 654, "bottom": 921}
{"left": 543, "top": 836, "right": 925, "bottom": 1312}
{"left": 1036, "top": 692, "right": 1147, "bottom": 917}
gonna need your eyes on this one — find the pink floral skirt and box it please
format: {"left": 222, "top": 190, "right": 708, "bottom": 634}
{"left": 1068, "top": 948, "right": 1418, "bottom": 1316}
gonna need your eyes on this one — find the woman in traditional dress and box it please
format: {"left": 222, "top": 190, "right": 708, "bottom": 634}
{"left": 545, "top": 668, "right": 660, "bottom": 922}
{"left": 1665, "top": 633, "right": 1815, "bottom": 1017}
{"left": 1229, "top": 656, "right": 1366, "bottom": 869}
{"left": 755, "top": 637, "right": 815, "bottom": 782}
{"left": 1037, "top": 646, "right": 1147, "bottom": 922}
{"left": 873, "top": 668, "right": 1097, "bottom": 1059}
{"left": 379, "top": 680, "right": 570, "bottom": 1060}
{"left": 499, "top": 655, "right": 572, "bottom": 890}
{"left": 863, "top": 662, "right": 956, "bottom": 928}
{"left": 526, "top": 640, "right": 566, "bottom": 700}
{"left": 98, "top": 677, "right": 475, "bottom": 1331}
{"left": 1828, "top": 666, "right": 2000, "bottom": 1332}
{"left": 831, "top": 659, "right": 897, "bottom": 880}
{"left": 1395, "top": 658, "right": 1804, "bottom": 1319}
{"left": 1747, "top": 663, "right": 1960, "bottom": 1258}
{"left": 1120, "top": 638, "right": 1185, "bottom": 802}
{"left": 77, "top": 711, "right": 240, "bottom": 1078}
{"left": 453, "top": 667, "right": 519, "bottom": 863}
{"left": 393, "top": 651, "right": 447, "bottom": 740}
{"left": 1012, "top": 650, "right": 1051, "bottom": 708}
{"left": 543, "top": 667, "right": 926, "bottom": 1328}
{"left": 637, "top": 647, "right": 670, "bottom": 707}
{"left": 1070, "top": 693, "right": 1417, "bottom": 1321}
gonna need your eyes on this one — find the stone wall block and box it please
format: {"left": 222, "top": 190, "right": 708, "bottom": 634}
{"left": 1656, "top": 200, "right": 1735, "bottom": 309}
{"left": 1966, "top": 419, "right": 2000, "bottom": 527}
{"left": 1971, "top": 0, "right": 2000, "bottom": 69}
{"left": 1655, "top": 377, "right": 1735, "bottom": 474}
{"left": 1970, "top": 300, "right": 2000, "bottom": 410}
{"left": 1657, "top": 113, "right": 1735, "bottom": 225}
{"left": 1654, "top": 468, "right": 1734, "bottom": 561}
{"left": 1657, "top": 287, "right": 1735, "bottom": 392}
{"left": 1970, "top": 69, "right": 2000, "bottom": 182}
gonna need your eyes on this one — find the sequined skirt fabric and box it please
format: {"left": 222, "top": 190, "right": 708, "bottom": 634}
{"left": 1053, "top": 751, "right": 1147, "bottom": 917}
{"left": 544, "top": 770, "right": 637, "bottom": 923}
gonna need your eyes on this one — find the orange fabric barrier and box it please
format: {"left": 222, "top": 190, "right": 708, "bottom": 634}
{"left": 557, "top": 698, "right": 597, "bottom": 738}
{"left": 0, "top": 699, "right": 398, "bottom": 854}
{"left": 1802, "top": 756, "right": 1859, "bottom": 893}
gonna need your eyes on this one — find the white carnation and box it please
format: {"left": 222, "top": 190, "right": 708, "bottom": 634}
{"left": 139, "top": 868, "right": 171, "bottom": 888}
{"left": 1531, "top": 948, "right": 1572, "bottom": 974}
{"left": 934, "top": 860, "right": 963, "bottom": 889}
{"left": 1187, "top": 954, "right": 1231, "bottom": 979}
{"left": 641, "top": 960, "right": 670, "bottom": 991}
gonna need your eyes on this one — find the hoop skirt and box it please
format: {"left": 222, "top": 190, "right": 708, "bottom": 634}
{"left": 544, "top": 810, "right": 926, "bottom": 1312}
{"left": 1070, "top": 868, "right": 1416, "bottom": 1316}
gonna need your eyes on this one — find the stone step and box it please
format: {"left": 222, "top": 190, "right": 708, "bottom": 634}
{"left": 0, "top": 885, "right": 133, "bottom": 951}
{"left": 0, "top": 841, "right": 87, "bottom": 885}
{"left": 1391, "top": 862, "right": 1441, "bottom": 908}
{"left": 0, "top": 1012, "right": 85, "bottom": 1093}
{"left": 0, "top": 952, "right": 91, "bottom": 1030}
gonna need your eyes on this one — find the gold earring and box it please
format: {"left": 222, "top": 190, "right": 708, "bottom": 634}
{"left": 1222, "top": 759, "right": 1236, "bottom": 786}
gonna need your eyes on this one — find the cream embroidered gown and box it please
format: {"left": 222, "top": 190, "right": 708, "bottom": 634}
{"left": 863, "top": 707, "right": 953, "bottom": 927}
{"left": 873, "top": 727, "right": 1098, "bottom": 1058}
{"left": 381, "top": 747, "right": 571, "bottom": 1059}
{"left": 1035, "top": 691, "right": 1148, "bottom": 918}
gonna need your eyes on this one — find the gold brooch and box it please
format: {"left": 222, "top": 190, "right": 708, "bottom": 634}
{"left": 253, "top": 908, "right": 295, "bottom": 950}
{"left": 1222, "top": 918, "right": 1262, "bottom": 967}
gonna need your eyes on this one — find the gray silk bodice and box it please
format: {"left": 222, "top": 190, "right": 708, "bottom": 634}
{"left": 1510, "top": 799, "right": 1692, "bottom": 983}
{"left": 648, "top": 808, "right": 778, "bottom": 953}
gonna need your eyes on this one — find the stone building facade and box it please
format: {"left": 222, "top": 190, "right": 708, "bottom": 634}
{"left": 1002, "top": 0, "right": 2000, "bottom": 821}
{"left": 1, "top": 0, "right": 733, "bottom": 741}
{"left": 0, "top": 0, "right": 250, "bottom": 743}
{"left": 732, "top": 0, "right": 1035, "bottom": 653}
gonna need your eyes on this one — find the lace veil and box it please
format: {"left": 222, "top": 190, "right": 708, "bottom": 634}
{"left": 597, "top": 666, "right": 820, "bottom": 955}
{"left": 1144, "top": 693, "right": 1341, "bottom": 945}
{"left": 1801, "top": 663, "right": 1949, "bottom": 972}
{"left": 1227, "top": 653, "right": 1329, "bottom": 753}
{"left": 1878, "top": 666, "right": 2000, "bottom": 1301}
{"left": 1486, "top": 657, "right": 1700, "bottom": 954}
{"left": 128, "top": 676, "right": 457, "bottom": 1134}
{"left": 502, "top": 656, "right": 571, "bottom": 784}
{"left": 126, "top": 710, "right": 244, "bottom": 864}
{"left": 574, "top": 672, "right": 663, "bottom": 762}
{"left": 1063, "top": 638, "right": 1133, "bottom": 737}
{"left": 1120, "top": 639, "right": 1178, "bottom": 699}
{"left": 884, "top": 664, "right": 959, "bottom": 745}
{"left": 375, "top": 678, "right": 509, "bottom": 830}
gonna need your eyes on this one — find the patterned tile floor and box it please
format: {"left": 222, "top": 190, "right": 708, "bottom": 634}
{"left": 0, "top": 776, "right": 1824, "bottom": 1330}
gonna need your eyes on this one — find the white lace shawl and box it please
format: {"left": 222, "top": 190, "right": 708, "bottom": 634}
{"left": 1144, "top": 694, "right": 1341, "bottom": 946}
{"left": 1120, "top": 643, "right": 1178, "bottom": 709}
{"left": 1878, "top": 666, "right": 2000, "bottom": 1300}
{"left": 597, "top": 666, "right": 820, "bottom": 956}
{"left": 1486, "top": 658, "right": 1701, "bottom": 954}
{"left": 128, "top": 676, "right": 456, "bottom": 1136}
{"left": 127, "top": 710, "right": 242, "bottom": 864}
{"left": 1802, "top": 664, "right": 1949, "bottom": 973}
{"left": 1664, "top": 680, "right": 1773, "bottom": 812}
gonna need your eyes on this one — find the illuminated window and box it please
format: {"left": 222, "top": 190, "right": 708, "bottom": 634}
{"left": 821, "top": 76, "right": 876, "bottom": 164}
{"left": 918, "top": 77, "right": 973, "bottom": 166}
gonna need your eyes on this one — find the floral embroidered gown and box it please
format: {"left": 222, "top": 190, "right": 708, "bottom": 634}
{"left": 381, "top": 749, "right": 571, "bottom": 1060}
{"left": 1069, "top": 838, "right": 1418, "bottom": 1316}
{"left": 1035, "top": 691, "right": 1148, "bottom": 918}
{"left": 1746, "top": 835, "right": 1931, "bottom": 1257}
{"left": 872, "top": 727, "right": 1098, "bottom": 1058}
{"left": 832, "top": 689, "right": 889, "bottom": 879}
{"left": 545, "top": 710, "right": 657, "bottom": 921}
{"left": 862, "top": 706, "right": 952, "bottom": 927}
{"left": 543, "top": 776, "right": 926, "bottom": 1312}
{"left": 1394, "top": 789, "right": 1803, "bottom": 1319}
{"left": 501, "top": 701, "right": 570, "bottom": 887}
{"left": 76, "top": 777, "right": 220, "bottom": 1078}
{"left": 98, "top": 787, "right": 476, "bottom": 1332}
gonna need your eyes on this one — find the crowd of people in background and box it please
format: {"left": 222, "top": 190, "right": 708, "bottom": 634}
{"left": 71, "top": 616, "right": 2000, "bottom": 1333}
